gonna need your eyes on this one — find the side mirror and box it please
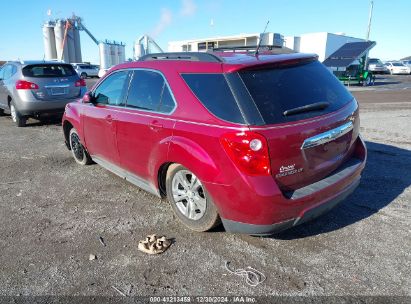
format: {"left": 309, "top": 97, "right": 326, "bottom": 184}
{"left": 83, "top": 92, "right": 96, "bottom": 104}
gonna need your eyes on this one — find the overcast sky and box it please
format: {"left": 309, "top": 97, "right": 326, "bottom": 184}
{"left": 0, "top": 0, "right": 409, "bottom": 63}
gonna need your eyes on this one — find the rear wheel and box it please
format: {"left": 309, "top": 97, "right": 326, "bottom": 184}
{"left": 363, "top": 75, "right": 372, "bottom": 86}
{"left": 166, "top": 164, "right": 221, "bottom": 232}
{"left": 10, "top": 102, "right": 27, "bottom": 127}
{"left": 0, "top": 108, "right": 5, "bottom": 116}
{"left": 69, "top": 128, "right": 92, "bottom": 165}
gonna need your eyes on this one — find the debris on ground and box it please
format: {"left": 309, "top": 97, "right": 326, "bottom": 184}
{"left": 111, "top": 285, "right": 126, "bottom": 297}
{"left": 138, "top": 234, "right": 172, "bottom": 255}
{"left": 224, "top": 261, "right": 266, "bottom": 287}
{"left": 89, "top": 254, "right": 97, "bottom": 261}
{"left": 99, "top": 236, "right": 106, "bottom": 247}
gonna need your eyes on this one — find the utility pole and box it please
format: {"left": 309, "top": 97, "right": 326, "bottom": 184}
{"left": 366, "top": 0, "right": 374, "bottom": 41}
{"left": 364, "top": 0, "right": 374, "bottom": 68}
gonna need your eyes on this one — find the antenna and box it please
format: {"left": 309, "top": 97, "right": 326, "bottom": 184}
{"left": 255, "top": 20, "right": 270, "bottom": 55}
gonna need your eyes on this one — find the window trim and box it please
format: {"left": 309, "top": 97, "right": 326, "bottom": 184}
{"left": 124, "top": 68, "right": 177, "bottom": 115}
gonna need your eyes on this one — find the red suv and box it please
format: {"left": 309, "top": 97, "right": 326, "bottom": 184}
{"left": 62, "top": 52, "right": 366, "bottom": 235}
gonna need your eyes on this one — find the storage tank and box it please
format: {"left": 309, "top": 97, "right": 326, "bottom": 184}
{"left": 54, "top": 20, "right": 69, "bottom": 62}
{"left": 42, "top": 21, "right": 57, "bottom": 60}
{"left": 99, "top": 42, "right": 111, "bottom": 70}
{"left": 66, "top": 26, "right": 76, "bottom": 63}
{"left": 118, "top": 44, "right": 126, "bottom": 63}
{"left": 73, "top": 27, "right": 82, "bottom": 63}
{"left": 110, "top": 44, "right": 118, "bottom": 66}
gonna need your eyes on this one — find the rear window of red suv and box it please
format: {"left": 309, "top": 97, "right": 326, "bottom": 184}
{"left": 239, "top": 60, "right": 353, "bottom": 124}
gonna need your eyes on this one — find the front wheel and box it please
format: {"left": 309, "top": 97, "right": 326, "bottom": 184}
{"left": 69, "top": 128, "right": 92, "bottom": 165}
{"left": 80, "top": 72, "right": 87, "bottom": 79}
{"left": 10, "top": 102, "right": 26, "bottom": 127}
{"left": 166, "top": 164, "right": 221, "bottom": 232}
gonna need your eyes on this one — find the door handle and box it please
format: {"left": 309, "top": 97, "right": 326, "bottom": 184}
{"left": 105, "top": 115, "right": 113, "bottom": 123}
{"left": 149, "top": 121, "right": 163, "bottom": 131}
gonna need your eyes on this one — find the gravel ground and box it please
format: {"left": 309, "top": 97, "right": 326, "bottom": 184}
{"left": 0, "top": 76, "right": 410, "bottom": 301}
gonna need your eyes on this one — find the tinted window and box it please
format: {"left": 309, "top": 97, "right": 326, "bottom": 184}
{"left": 2, "top": 65, "right": 15, "bottom": 80}
{"left": 182, "top": 74, "right": 244, "bottom": 124}
{"left": 126, "top": 70, "right": 175, "bottom": 113}
{"left": 22, "top": 64, "right": 76, "bottom": 78}
{"left": 239, "top": 61, "right": 353, "bottom": 124}
{"left": 94, "top": 70, "right": 129, "bottom": 106}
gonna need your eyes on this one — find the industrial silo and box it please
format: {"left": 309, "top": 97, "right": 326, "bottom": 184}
{"left": 54, "top": 20, "right": 69, "bottom": 62}
{"left": 66, "top": 25, "right": 76, "bottom": 63}
{"left": 118, "top": 44, "right": 126, "bottom": 63}
{"left": 42, "top": 21, "right": 57, "bottom": 60}
{"left": 99, "top": 42, "right": 111, "bottom": 70}
{"left": 109, "top": 44, "right": 117, "bottom": 66}
{"left": 73, "top": 27, "right": 82, "bottom": 63}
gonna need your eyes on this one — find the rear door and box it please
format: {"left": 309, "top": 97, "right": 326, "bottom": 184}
{"left": 22, "top": 64, "right": 81, "bottom": 100}
{"left": 239, "top": 60, "right": 359, "bottom": 191}
{"left": 116, "top": 69, "right": 176, "bottom": 181}
{"left": 83, "top": 70, "right": 130, "bottom": 165}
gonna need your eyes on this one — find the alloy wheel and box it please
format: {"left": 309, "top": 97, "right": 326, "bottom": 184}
{"left": 171, "top": 170, "right": 207, "bottom": 220}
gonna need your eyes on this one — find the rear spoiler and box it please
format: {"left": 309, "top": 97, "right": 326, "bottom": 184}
{"left": 233, "top": 54, "right": 318, "bottom": 72}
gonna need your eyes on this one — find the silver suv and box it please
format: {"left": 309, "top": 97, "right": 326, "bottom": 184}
{"left": 0, "top": 61, "right": 87, "bottom": 127}
{"left": 72, "top": 63, "right": 99, "bottom": 79}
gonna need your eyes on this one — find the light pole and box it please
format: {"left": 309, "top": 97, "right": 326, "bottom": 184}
{"left": 364, "top": 0, "right": 374, "bottom": 68}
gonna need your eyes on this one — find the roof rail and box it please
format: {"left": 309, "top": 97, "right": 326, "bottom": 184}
{"left": 213, "top": 45, "right": 295, "bottom": 54}
{"left": 139, "top": 52, "right": 223, "bottom": 63}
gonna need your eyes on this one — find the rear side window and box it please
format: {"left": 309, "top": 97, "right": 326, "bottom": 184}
{"left": 182, "top": 74, "right": 245, "bottom": 124}
{"left": 126, "top": 70, "right": 175, "bottom": 113}
{"left": 22, "top": 64, "right": 76, "bottom": 78}
{"left": 239, "top": 61, "right": 353, "bottom": 124}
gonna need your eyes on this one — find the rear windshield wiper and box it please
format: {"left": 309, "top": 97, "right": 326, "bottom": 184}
{"left": 283, "top": 102, "right": 330, "bottom": 117}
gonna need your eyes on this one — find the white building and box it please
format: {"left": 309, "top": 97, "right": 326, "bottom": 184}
{"left": 284, "top": 32, "right": 366, "bottom": 62}
{"left": 168, "top": 32, "right": 284, "bottom": 52}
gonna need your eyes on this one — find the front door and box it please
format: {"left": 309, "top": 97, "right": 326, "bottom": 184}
{"left": 82, "top": 70, "right": 130, "bottom": 165}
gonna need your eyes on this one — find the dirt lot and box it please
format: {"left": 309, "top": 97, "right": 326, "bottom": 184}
{"left": 0, "top": 75, "right": 410, "bottom": 301}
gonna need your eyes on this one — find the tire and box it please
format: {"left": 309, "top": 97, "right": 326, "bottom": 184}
{"left": 80, "top": 72, "right": 87, "bottom": 79}
{"left": 0, "top": 108, "right": 5, "bottom": 116}
{"left": 10, "top": 101, "right": 27, "bottom": 127}
{"left": 363, "top": 75, "right": 372, "bottom": 86}
{"left": 166, "top": 164, "right": 221, "bottom": 232}
{"left": 69, "top": 128, "right": 92, "bottom": 165}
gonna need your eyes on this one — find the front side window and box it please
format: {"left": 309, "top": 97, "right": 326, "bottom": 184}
{"left": 126, "top": 70, "right": 175, "bottom": 113}
{"left": 93, "top": 70, "right": 129, "bottom": 106}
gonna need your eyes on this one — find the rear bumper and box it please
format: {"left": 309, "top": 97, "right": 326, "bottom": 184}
{"left": 15, "top": 98, "right": 79, "bottom": 116}
{"left": 221, "top": 177, "right": 360, "bottom": 235}
{"left": 204, "top": 136, "right": 366, "bottom": 235}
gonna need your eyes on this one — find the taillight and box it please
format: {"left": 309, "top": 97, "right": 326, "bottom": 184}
{"left": 15, "top": 80, "right": 39, "bottom": 90}
{"left": 220, "top": 131, "right": 271, "bottom": 176}
{"left": 75, "top": 79, "right": 87, "bottom": 87}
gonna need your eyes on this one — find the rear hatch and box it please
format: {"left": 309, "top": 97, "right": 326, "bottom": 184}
{"left": 22, "top": 64, "right": 82, "bottom": 100}
{"left": 239, "top": 60, "right": 359, "bottom": 191}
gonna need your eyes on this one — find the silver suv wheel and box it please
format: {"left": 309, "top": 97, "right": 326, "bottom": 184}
{"left": 171, "top": 170, "right": 207, "bottom": 220}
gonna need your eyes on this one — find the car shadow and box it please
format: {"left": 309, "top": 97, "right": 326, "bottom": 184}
{"left": 26, "top": 115, "right": 63, "bottom": 127}
{"left": 270, "top": 141, "right": 411, "bottom": 240}
{"left": 372, "top": 81, "right": 401, "bottom": 86}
